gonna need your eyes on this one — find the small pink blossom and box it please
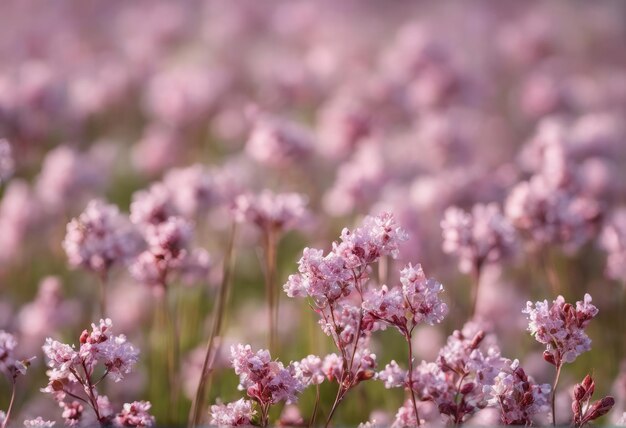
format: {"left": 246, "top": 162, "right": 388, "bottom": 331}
{"left": 23, "top": 417, "right": 55, "bottom": 427}
{"left": 209, "top": 399, "right": 256, "bottom": 427}
{"left": 523, "top": 294, "right": 598, "bottom": 365}
{"left": 114, "top": 401, "right": 155, "bottom": 427}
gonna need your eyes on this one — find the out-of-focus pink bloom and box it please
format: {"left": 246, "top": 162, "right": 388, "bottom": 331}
{"left": 209, "top": 399, "right": 256, "bottom": 427}
{"left": 114, "top": 401, "right": 155, "bottom": 427}
{"left": 523, "top": 294, "right": 598, "bottom": 366}
{"left": 506, "top": 175, "right": 601, "bottom": 253}
{"left": 323, "top": 142, "right": 386, "bottom": 216}
{"left": 17, "top": 277, "right": 80, "bottom": 348}
{"left": 278, "top": 404, "right": 304, "bottom": 427}
{"left": 316, "top": 91, "right": 372, "bottom": 160}
{"left": 441, "top": 203, "right": 516, "bottom": 274}
{"left": 245, "top": 112, "right": 313, "bottom": 167}
{"left": 63, "top": 199, "right": 141, "bottom": 276}
{"left": 0, "top": 330, "right": 34, "bottom": 380}
{"left": 23, "top": 417, "right": 55, "bottom": 427}
{"left": 234, "top": 190, "right": 310, "bottom": 233}
{"left": 130, "top": 183, "right": 176, "bottom": 227}
{"left": 34, "top": 145, "right": 109, "bottom": 213}
{"left": 143, "top": 65, "right": 228, "bottom": 127}
{"left": 0, "top": 139, "right": 14, "bottom": 183}
{"left": 131, "top": 125, "right": 182, "bottom": 177}
{"left": 163, "top": 165, "right": 221, "bottom": 218}
{"left": 0, "top": 180, "right": 41, "bottom": 264}
{"left": 600, "top": 208, "right": 626, "bottom": 282}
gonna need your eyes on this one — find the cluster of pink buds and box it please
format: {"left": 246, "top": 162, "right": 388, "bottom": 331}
{"left": 485, "top": 359, "right": 551, "bottom": 425}
{"left": 41, "top": 319, "right": 154, "bottom": 427}
{"left": 63, "top": 199, "right": 142, "bottom": 277}
{"left": 411, "top": 324, "right": 508, "bottom": 425}
{"left": 523, "top": 293, "right": 598, "bottom": 366}
{"left": 572, "top": 375, "right": 615, "bottom": 427}
{"left": 216, "top": 344, "right": 304, "bottom": 427}
{"left": 129, "top": 184, "right": 211, "bottom": 290}
{"left": 441, "top": 203, "right": 516, "bottom": 275}
{"left": 0, "top": 139, "right": 14, "bottom": 183}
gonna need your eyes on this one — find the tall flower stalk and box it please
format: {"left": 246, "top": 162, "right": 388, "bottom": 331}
{"left": 189, "top": 222, "right": 238, "bottom": 427}
{"left": 524, "top": 294, "right": 598, "bottom": 425}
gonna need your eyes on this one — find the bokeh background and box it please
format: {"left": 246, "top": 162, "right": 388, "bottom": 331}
{"left": 1, "top": 0, "right": 625, "bottom": 426}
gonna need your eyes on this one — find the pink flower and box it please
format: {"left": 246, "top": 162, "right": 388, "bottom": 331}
{"left": 230, "top": 344, "right": 303, "bottom": 405}
{"left": 162, "top": 165, "right": 221, "bottom": 218}
{"left": 600, "top": 208, "right": 626, "bottom": 282}
{"left": 378, "top": 361, "right": 407, "bottom": 389}
{"left": 293, "top": 355, "right": 325, "bottom": 386}
{"left": 0, "top": 331, "right": 34, "bottom": 380}
{"left": 0, "top": 139, "right": 14, "bottom": 183}
{"left": 23, "top": 417, "right": 56, "bottom": 427}
{"left": 114, "top": 401, "right": 155, "bottom": 427}
{"left": 63, "top": 199, "right": 141, "bottom": 275}
{"left": 245, "top": 112, "right": 313, "bottom": 167}
{"left": 484, "top": 359, "right": 551, "bottom": 425}
{"left": 234, "top": 190, "right": 310, "bottom": 233}
{"left": 523, "top": 294, "right": 598, "bottom": 366}
{"left": 210, "top": 399, "right": 256, "bottom": 427}
{"left": 441, "top": 203, "right": 516, "bottom": 274}
{"left": 400, "top": 264, "right": 448, "bottom": 326}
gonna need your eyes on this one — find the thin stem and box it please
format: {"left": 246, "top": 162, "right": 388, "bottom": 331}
{"left": 2, "top": 381, "right": 16, "bottom": 428}
{"left": 189, "top": 223, "right": 238, "bottom": 427}
{"left": 406, "top": 334, "right": 421, "bottom": 427}
{"left": 309, "top": 384, "right": 320, "bottom": 428}
{"left": 469, "top": 263, "right": 481, "bottom": 320}
{"left": 325, "top": 386, "right": 346, "bottom": 428}
{"left": 551, "top": 363, "right": 563, "bottom": 426}
{"left": 263, "top": 227, "right": 278, "bottom": 354}
{"left": 160, "top": 291, "right": 177, "bottom": 423}
{"left": 98, "top": 270, "right": 108, "bottom": 319}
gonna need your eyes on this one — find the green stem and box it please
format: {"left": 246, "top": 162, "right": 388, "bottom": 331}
{"left": 188, "top": 223, "right": 238, "bottom": 427}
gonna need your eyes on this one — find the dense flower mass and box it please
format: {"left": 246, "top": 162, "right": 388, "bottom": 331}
{"left": 523, "top": 294, "right": 598, "bottom": 365}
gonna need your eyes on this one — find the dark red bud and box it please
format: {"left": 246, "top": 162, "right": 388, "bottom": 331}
{"left": 470, "top": 331, "right": 485, "bottom": 349}
{"left": 79, "top": 330, "right": 89, "bottom": 344}
{"left": 460, "top": 382, "right": 475, "bottom": 394}
{"left": 543, "top": 351, "right": 556, "bottom": 366}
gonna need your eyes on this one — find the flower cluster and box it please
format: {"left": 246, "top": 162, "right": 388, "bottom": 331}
{"left": 41, "top": 319, "right": 153, "bottom": 427}
{"left": 129, "top": 184, "right": 211, "bottom": 289}
{"left": 363, "top": 263, "right": 447, "bottom": 334}
{"left": 411, "top": 324, "right": 508, "bottom": 424}
{"left": 234, "top": 190, "right": 310, "bottom": 234}
{"left": 209, "top": 399, "right": 256, "bottom": 427}
{"left": 441, "top": 203, "right": 516, "bottom": 274}
{"left": 214, "top": 345, "right": 304, "bottom": 426}
{"left": 230, "top": 344, "right": 303, "bottom": 406}
{"left": 63, "top": 199, "right": 142, "bottom": 276}
{"left": 484, "top": 359, "right": 551, "bottom": 425}
{"left": 523, "top": 294, "right": 598, "bottom": 366}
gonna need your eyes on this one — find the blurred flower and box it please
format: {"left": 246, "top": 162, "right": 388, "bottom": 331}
{"left": 209, "top": 399, "right": 256, "bottom": 427}
{"left": 0, "top": 139, "right": 14, "bottom": 183}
